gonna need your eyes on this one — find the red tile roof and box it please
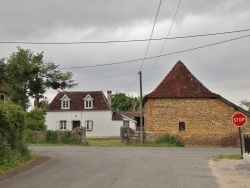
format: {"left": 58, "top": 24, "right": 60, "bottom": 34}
{"left": 47, "top": 91, "right": 111, "bottom": 111}
{"left": 145, "top": 61, "right": 219, "bottom": 99}
{"left": 121, "top": 111, "right": 141, "bottom": 118}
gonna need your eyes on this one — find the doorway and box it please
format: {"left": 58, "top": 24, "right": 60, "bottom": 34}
{"left": 72, "top": 121, "right": 80, "bottom": 129}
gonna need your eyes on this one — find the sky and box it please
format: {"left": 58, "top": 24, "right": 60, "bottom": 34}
{"left": 0, "top": 0, "right": 250, "bottom": 107}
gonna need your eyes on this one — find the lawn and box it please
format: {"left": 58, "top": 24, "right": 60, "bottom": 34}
{"left": 86, "top": 138, "right": 121, "bottom": 147}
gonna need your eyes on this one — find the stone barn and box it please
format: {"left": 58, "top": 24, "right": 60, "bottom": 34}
{"left": 143, "top": 61, "right": 250, "bottom": 147}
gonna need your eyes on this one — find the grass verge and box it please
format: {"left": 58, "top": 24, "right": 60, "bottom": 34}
{"left": 29, "top": 142, "right": 89, "bottom": 147}
{"left": 0, "top": 154, "right": 37, "bottom": 175}
{"left": 212, "top": 154, "right": 243, "bottom": 162}
{"left": 87, "top": 138, "right": 121, "bottom": 147}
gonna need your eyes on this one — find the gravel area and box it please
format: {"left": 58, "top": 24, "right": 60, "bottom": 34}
{"left": 210, "top": 159, "right": 250, "bottom": 188}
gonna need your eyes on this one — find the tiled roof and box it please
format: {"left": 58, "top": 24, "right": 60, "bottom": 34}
{"left": 145, "top": 60, "right": 219, "bottom": 99}
{"left": 47, "top": 91, "right": 110, "bottom": 111}
{"left": 121, "top": 111, "right": 141, "bottom": 118}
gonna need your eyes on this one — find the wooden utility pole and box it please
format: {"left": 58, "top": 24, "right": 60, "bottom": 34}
{"left": 139, "top": 71, "right": 143, "bottom": 144}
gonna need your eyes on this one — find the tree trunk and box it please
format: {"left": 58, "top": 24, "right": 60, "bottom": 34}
{"left": 34, "top": 93, "right": 40, "bottom": 108}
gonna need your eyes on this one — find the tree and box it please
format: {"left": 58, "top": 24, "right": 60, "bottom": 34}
{"left": 111, "top": 92, "right": 140, "bottom": 111}
{"left": 240, "top": 99, "right": 250, "bottom": 112}
{"left": 26, "top": 108, "right": 46, "bottom": 131}
{"left": 1, "top": 47, "right": 77, "bottom": 110}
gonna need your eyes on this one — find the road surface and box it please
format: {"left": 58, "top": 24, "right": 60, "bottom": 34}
{"left": 0, "top": 147, "right": 240, "bottom": 188}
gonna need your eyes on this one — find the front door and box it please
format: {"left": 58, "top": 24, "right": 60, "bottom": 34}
{"left": 72, "top": 121, "right": 80, "bottom": 129}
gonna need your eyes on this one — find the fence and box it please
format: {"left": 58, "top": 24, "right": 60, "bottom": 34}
{"left": 244, "top": 134, "right": 250, "bottom": 154}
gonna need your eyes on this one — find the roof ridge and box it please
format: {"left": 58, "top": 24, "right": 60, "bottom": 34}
{"left": 145, "top": 60, "right": 219, "bottom": 98}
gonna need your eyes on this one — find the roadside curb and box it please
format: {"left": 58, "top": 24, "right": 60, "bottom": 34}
{"left": 0, "top": 154, "right": 55, "bottom": 183}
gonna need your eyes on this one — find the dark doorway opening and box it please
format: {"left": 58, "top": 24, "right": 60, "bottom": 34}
{"left": 73, "top": 121, "right": 80, "bottom": 129}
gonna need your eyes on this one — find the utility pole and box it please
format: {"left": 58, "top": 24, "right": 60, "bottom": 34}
{"left": 139, "top": 71, "right": 143, "bottom": 144}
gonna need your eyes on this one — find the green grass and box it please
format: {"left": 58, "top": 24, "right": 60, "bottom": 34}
{"left": 212, "top": 154, "right": 243, "bottom": 162}
{"left": 29, "top": 136, "right": 184, "bottom": 147}
{"left": 128, "top": 135, "right": 184, "bottom": 147}
{"left": 0, "top": 154, "right": 37, "bottom": 175}
{"left": 29, "top": 142, "right": 89, "bottom": 147}
{"left": 87, "top": 138, "right": 121, "bottom": 147}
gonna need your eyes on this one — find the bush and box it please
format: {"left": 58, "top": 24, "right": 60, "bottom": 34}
{"left": 61, "top": 131, "right": 71, "bottom": 144}
{"left": 46, "top": 130, "right": 58, "bottom": 143}
{"left": 25, "top": 129, "right": 33, "bottom": 143}
{"left": 26, "top": 108, "right": 46, "bottom": 131}
{"left": 0, "top": 102, "right": 31, "bottom": 172}
{"left": 155, "top": 135, "right": 185, "bottom": 147}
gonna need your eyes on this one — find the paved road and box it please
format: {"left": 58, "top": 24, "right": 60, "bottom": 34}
{"left": 0, "top": 147, "right": 240, "bottom": 188}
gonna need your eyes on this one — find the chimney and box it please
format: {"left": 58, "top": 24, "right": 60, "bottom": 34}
{"left": 107, "top": 91, "right": 112, "bottom": 107}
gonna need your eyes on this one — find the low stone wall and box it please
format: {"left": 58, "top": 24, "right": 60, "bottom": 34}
{"left": 28, "top": 127, "right": 86, "bottom": 143}
{"left": 120, "top": 126, "right": 157, "bottom": 144}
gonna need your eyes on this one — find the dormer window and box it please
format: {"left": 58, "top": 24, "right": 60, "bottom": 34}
{"left": 85, "top": 100, "right": 92, "bottom": 108}
{"left": 60, "top": 95, "right": 71, "bottom": 109}
{"left": 83, "top": 94, "right": 94, "bottom": 109}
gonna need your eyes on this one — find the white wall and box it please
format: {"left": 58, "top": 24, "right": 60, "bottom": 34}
{"left": 46, "top": 110, "right": 123, "bottom": 137}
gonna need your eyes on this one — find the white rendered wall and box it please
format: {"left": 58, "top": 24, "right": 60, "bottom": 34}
{"left": 46, "top": 110, "right": 122, "bottom": 137}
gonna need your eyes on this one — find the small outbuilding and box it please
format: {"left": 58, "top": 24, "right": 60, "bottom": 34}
{"left": 143, "top": 61, "right": 250, "bottom": 147}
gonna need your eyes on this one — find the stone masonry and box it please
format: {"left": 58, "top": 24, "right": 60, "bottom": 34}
{"left": 144, "top": 98, "right": 250, "bottom": 147}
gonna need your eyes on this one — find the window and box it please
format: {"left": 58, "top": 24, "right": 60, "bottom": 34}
{"left": 123, "top": 121, "right": 129, "bottom": 127}
{"left": 83, "top": 94, "right": 94, "bottom": 109}
{"left": 179, "top": 122, "right": 185, "bottom": 131}
{"left": 60, "top": 121, "right": 67, "bottom": 130}
{"left": 62, "top": 101, "right": 69, "bottom": 109}
{"left": 60, "top": 95, "right": 71, "bottom": 109}
{"left": 85, "top": 100, "right": 92, "bottom": 108}
{"left": 85, "top": 120, "right": 93, "bottom": 131}
{"left": 0, "top": 95, "right": 4, "bottom": 101}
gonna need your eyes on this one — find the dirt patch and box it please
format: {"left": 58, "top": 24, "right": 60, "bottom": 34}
{"left": 210, "top": 159, "right": 250, "bottom": 188}
{"left": 0, "top": 155, "right": 54, "bottom": 182}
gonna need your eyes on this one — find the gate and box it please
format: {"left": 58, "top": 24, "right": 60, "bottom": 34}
{"left": 244, "top": 134, "right": 250, "bottom": 154}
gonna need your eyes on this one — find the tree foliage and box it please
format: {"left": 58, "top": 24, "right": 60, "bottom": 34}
{"left": 0, "top": 102, "right": 30, "bottom": 168}
{"left": 0, "top": 47, "right": 77, "bottom": 110}
{"left": 111, "top": 92, "right": 140, "bottom": 111}
{"left": 240, "top": 99, "right": 250, "bottom": 112}
{"left": 26, "top": 108, "right": 46, "bottom": 131}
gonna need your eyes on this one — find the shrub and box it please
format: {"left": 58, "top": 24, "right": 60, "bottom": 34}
{"left": 46, "top": 130, "right": 58, "bottom": 143}
{"left": 61, "top": 131, "right": 71, "bottom": 144}
{"left": 25, "top": 129, "right": 33, "bottom": 143}
{"left": 155, "top": 135, "right": 185, "bottom": 147}
{"left": 0, "top": 102, "right": 31, "bottom": 172}
{"left": 26, "top": 108, "right": 46, "bottom": 131}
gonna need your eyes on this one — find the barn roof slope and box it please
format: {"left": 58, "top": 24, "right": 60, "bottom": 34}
{"left": 145, "top": 60, "right": 219, "bottom": 99}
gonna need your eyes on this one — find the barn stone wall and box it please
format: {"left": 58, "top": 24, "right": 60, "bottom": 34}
{"left": 144, "top": 98, "right": 250, "bottom": 147}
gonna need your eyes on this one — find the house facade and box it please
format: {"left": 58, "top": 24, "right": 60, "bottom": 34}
{"left": 143, "top": 61, "right": 250, "bottom": 147}
{"left": 46, "top": 91, "right": 136, "bottom": 137}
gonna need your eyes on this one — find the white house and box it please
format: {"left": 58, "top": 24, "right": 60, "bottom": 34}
{"left": 46, "top": 91, "right": 137, "bottom": 137}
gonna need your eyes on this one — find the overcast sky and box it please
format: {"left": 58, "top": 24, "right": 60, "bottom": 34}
{"left": 0, "top": 0, "right": 250, "bottom": 106}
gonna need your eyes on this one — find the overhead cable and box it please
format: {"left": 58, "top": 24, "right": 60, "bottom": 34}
{"left": 1, "top": 29, "right": 249, "bottom": 45}
{"left": 59, "top": 34, "right": 250, "bottom": 70}
{"left": 138, "top": 0, "right": 163, "bottom": 71}
{"left": 147, "top": 0, "right": 182, "bottom": 76}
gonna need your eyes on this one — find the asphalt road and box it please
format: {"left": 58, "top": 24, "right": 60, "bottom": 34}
{"left": 0, "top": 147, "right": 240, "bottom": 188}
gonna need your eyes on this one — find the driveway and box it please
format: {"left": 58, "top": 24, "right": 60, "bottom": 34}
{"left": 0, "top": 147, "right": 240, "bottom": 188}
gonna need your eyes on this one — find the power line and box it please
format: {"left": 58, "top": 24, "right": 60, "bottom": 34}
{"left": 126, "top": 73, "right": 139, "bottom": 94}
{"left": 139, "top": 0, "right": 163, "bottom": 71}
{"left": 59, "top": 34, "right": 250, "bottom": 70}
{"left": 147, "top": 0, "right": 182, "bottom": 77}
{"left": 0, "top": 28, "right": 249, "bottom": 45}
{"left": 75, "top": 72, "right": 137, "bottom": 81}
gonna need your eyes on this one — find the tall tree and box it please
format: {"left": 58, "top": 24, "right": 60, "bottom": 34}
{"left": 1, "top": 47, "right": 77, "bottom": 110}
{"left": 240, "top": 99, "right": 250, "bottom": 112}
{"left": 111, "top": 92, "right": 140, "bottom": 111}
